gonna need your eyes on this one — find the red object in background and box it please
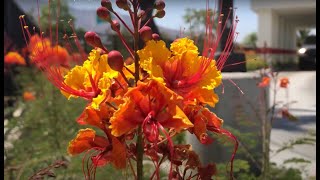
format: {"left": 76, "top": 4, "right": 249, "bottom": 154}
{"left": 23, "top": 91, "right": 36, "bottom": 101}
{"left": 4, "top": 52, "right": 26, "bottom": 66}
{"left": 258, "top": 76, "right": 270, "bottom": 88}
{"left": 279, "top": 77, "right": 289, "bottom": 88}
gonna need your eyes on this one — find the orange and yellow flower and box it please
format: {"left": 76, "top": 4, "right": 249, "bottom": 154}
{"left": 29, "top": 35, "right": 70, "bottom": 68}
{"left": 137, "top": 38, "right": 222, "bottom": 107}
{"left": 184, "top": 105, "right": 223, "bottom": 144}
{"left": 4, "top": 52, "right": 26, "bottom": 66}
{"left": 109, "top": 80, "right": 193, "bottom": 142}
{"left": 68, "top": 128, "right": 126, "bottom": 169}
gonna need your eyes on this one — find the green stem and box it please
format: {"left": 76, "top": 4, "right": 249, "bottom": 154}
{"left": 132, "top": 0, "right": 143, "bottom": 179}
{"left": 136, "top": 126, "right": 143, "bottom": 180}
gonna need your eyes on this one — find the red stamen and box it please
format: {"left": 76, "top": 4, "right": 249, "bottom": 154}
{"left": 157, "top": 122, "right": 174, "bottom": 180}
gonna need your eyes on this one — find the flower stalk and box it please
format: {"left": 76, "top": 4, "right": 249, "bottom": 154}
{"left": 132, "top": 0, "right": 143, "bottom": 179}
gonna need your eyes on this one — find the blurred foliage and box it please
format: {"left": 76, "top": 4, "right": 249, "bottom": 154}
{"left": 271, "top": 58, "right": 298, "bottom": 71}
{"left": 245, "top": 54, "right": 268, "bottom": 71}
{"left": 242, "top": 32, "right": 257, "bottom": 48}
{"left": 183, "top": 8, "right": 212, "bottom": 34}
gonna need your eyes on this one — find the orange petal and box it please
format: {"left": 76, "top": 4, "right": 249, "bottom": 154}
{"left": 109, "top": 98, "right": 144, "bottom": 137}
{"left": 92, "top": 137, "right": 127, "bottom": 169}
{"left": 68, "top": 128, "right": 108, "bottom": 155}
{"left": 77, "top": 103, "right": 114, "bottom": 129}
{"left": 201, "top": 108, "right": 223, "bottom": 128}
{"left": 159, "top": 105, "right": 193, "bottom": 132}
{"left": 110, "top": 137, "right": 127, "bottom": 169}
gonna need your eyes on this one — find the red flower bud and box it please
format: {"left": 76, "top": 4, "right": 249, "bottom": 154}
{"left": 97, "top": 7, "right": 111, "bottom": 22}
{"left": 84, "top": 31, "right": 108, "bottom": 52}
{"left": 152, "top": 33, "right": 160, "bottom": 41}
{"left": 155, "top": 10, "right": 165, "bottom": 18}
{"left": 108, "top": 50, "right": 124, "bottom": 72}
{"left": 101, "top": 0, "right": 113, "bottom": 11}
{"left": 111, "top": 20, "right": 120, "bottom": 32}
{"left": 139, "top": 26, "right": 153, "bottom": 42}
{"left": 116, "top": 0, "right": 131, "bottom": 11}
{"left": 154, "top": 0, "right": 165, "bottom": 10}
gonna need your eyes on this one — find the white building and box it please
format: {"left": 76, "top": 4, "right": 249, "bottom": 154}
{"left": 251, "top": 0, "right": 316, "bottom": 61}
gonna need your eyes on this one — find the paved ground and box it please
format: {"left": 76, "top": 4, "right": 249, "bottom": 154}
{"left": 269, "top": 71, "right": 316, "bottom": 179}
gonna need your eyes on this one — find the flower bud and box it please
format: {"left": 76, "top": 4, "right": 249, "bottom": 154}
{"left": 111, "top": 20, "right": 120, "bottom": 32}
{"left": 84, "top": 31, "right": 108, "bottom": 52}
{"left": 116, "top": 0, "right": 131, "bottom": 11}
{"left": 152, "top": 33, "right": 160, "bottom": 41}
{"left": 154, "top": 0, "right": 165, "bottom": 10}
{"left": 97, "top": 7, "right": 111, "bottom": 22}
{"left": 101, "top": 0, "right": 113, "bottom": 11}
{"left": 155, "top": 10, "right": 165, "bottom": 18}
{"left": 108, "top": 50, "right": 124, "bottom": 72}
{"left": 139, "top": 26, "right": 153, "bottom": 42}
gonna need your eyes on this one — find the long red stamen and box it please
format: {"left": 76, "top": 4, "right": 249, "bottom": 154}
{"left": 208, "top": 127, "right": 238, "bottom": 179}
{"left": 68, "top": 20, "right": 87, "bottom": 57}
{"left": 56, "top": 0, "right": 60, "bottom": 46}
{"left": 157, "top": 122, "right": 174, "bottom": 180}
{"left": 19, "top": 16, "right": 29, "bottom": 47}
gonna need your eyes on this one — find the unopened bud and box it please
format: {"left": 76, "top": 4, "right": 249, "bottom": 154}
{"left": 97, "top": 7, "right": 111, "bottom": 22}
{"left": 155, "top": 10, "right": 165, "bottom": 18}
{"left": 139, "top": 26, "right": 153, "bottom": 42}
{"left": 111, "top": 20, "right": 120, "bottom": 32}
{"left": 108, "top": 50, "right": 124, "bottom": 72}
{"left": 152, "top": 33, "right": 160, "bottom": 41}
{"left": 116, "top": 0, "right": 131, "bottom": 11}
{"left": 84, "top": 31, "right": 108, "bottom": 52}
{"left": 154, "top": 0, "right": 165, "bottom": 10}
{"left": 101, "top": 0, "right": 113, "bottom": 11}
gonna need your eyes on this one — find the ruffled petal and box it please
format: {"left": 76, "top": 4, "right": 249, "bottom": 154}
{"left": 67, "top": 128, "right": 108, "bottom": 155}
{"left": 109, "top": 98, "right": 144, "bottom": 137}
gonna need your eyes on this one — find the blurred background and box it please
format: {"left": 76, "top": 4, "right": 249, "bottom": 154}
{"left": 4, "top": 0, "right": 316, "bottom": 179}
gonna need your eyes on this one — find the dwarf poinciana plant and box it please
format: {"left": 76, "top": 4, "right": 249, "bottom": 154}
{"left": 20, "top": 0, "right": 240, "bottom": 179}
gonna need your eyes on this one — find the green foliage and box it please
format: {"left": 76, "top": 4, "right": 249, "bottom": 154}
{"left": 274, "top": 136, "right": 316, "bottom": 155}
{"left": 242, "top": 32, "right": 257, "bottom": 48}
{"left": 245, "top": 56, "right": 268, "bottom": 71}
{"left": 268, "top": 164, "right": 303, "bottom": 180}
{"left": 183, "top": 8, "right": 212, "bottom": 33}
{"left": 283, "top": 158, "right": 311, "bottom": 164}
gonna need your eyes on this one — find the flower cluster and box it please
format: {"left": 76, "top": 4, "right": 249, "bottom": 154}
{"left": 21, "top": 0, "right": 239, "bottom": 179}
